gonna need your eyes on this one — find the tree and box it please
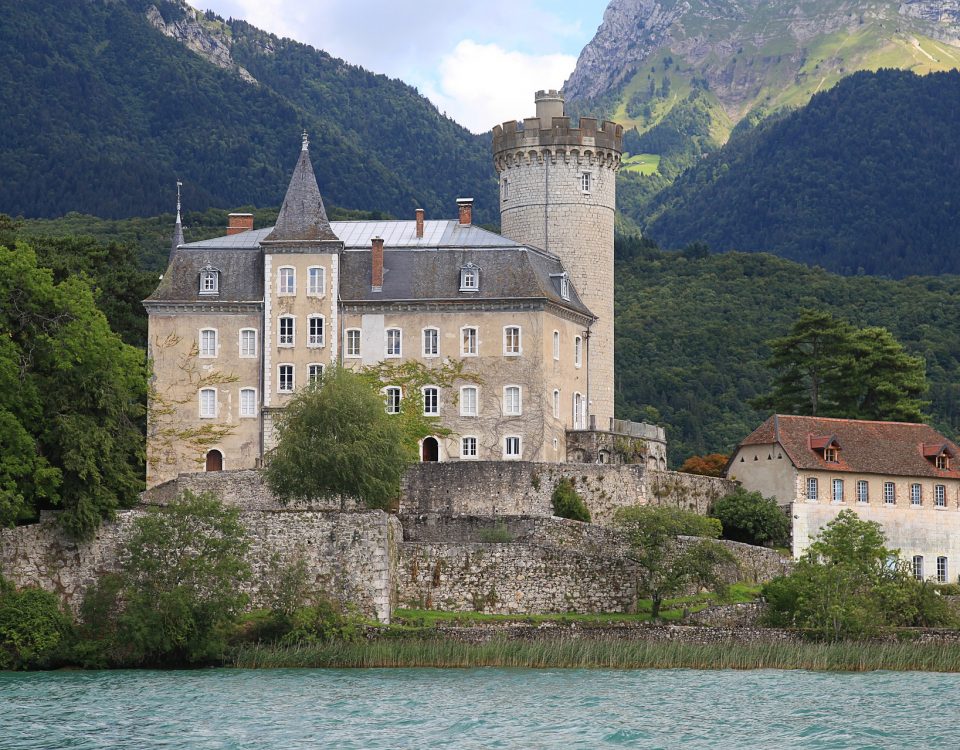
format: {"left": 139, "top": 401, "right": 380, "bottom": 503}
{"left": 709, "top": 487, "right": 790, "bottom": 547}
{"left": 763, "top": 510, "right": 954, "bottom": 639}
{"left": 615, "top": 506, "right": 731, "bottom": 619}
{"left": 264, "top": 366, "right": 415, "bottom": 509}
{"left": 551, "top": 478, "right": 591, "bottom": 522}
{"left": 0, "top": 576, "right": 72, "bottom": 670}
{"left": 679, "top": 453, "right": 729, "bottom": 477}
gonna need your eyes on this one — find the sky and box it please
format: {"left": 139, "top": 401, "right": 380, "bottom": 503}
{"left": 199, "top": 0, "right": 608, "bottom": 133}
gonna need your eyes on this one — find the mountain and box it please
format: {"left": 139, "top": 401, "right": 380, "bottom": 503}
{"left": 0, "top": 0, "right": 496, "bottom": 222}
{"left": 641, "top": 69, "right": 960, "bottom": 278}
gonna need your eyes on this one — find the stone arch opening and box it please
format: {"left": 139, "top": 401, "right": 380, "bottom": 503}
{"left": 205, "top": 449, "right": 223, "bottom": 472}
{"left": 421, "top": 437, "right": 439, "bottom": 463}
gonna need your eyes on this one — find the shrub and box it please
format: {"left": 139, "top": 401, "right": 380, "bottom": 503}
{"left": 551, "top": 478, "right": 591, "bottom": 522}
{"left": 0, "top": 578, "right": 72, "bottom": 670}
{"left": 478, "top": 523, "right": 514, "bottom": 543}
{"left": 709, "top": 487, "right": 790, "bottom": 546}
{"left": 679, "top": 453, "right": 729, "bottom": 477}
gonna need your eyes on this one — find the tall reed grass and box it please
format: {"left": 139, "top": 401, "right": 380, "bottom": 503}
{"left": 231, "top": 637, "right": 960, "bottom": 672}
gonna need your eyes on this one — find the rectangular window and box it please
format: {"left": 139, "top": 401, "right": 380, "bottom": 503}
{"left": 504, "top": 435, "right": 521, "bottom": 459}
{"left": 806, "top": 477, "right": 818, "bottom": 502}
{"left": 553, "top": 331, "right": 560, "bottom": 360}
{"left": 384, "top": 387, "right": 401, "bottom": 414}
{"left": 832, "top": 478, "right": 844, "bottom": 503}
{"left": 278, "top": 267, "right": 295, "bottom": 295}
{"left": 279, "top": 316, "right": 295, "bottom": 347}
{"left": 461, "top": 327, "right": 478, "bottom": 356}
{"left": 823, "top": 447, "right": 838, "bottom": 463}
{"left": 460, "top": 386, "right": 478, "bottom": 417}
{"left": 560, "top": 275, "right": 570, "bottom": 300}
{"left": 345, "top": 329, "right": 361, "bottom": 358}
{"left": 461, "top": 437, "right": 478, "bottom": 458}
{"left": 239, "top": 388, "right": 256, "bottom": 417}
{"left": 503, "top": 386, "right": 521, "bottom": 416}
{"left": 553, "top": 389, "right": 560, "bottom": 419}
{"left": 199, "top": 329, "right": 217, "bottom": 358}
{"left": 307, "top": 266, "right": 325, "bottom": 296}
{"left": 938, "top": 556, "right": 949, "bottom": 583}
{"left": 913, "top": 555, "right": 924, "bottom": 581}
{"left": 574, "top": 393, "right": 585, "bottom": 430}
{"left": 422, "top": 387, "right": 438, "bottom": 416}
{"left": 239, "top": 329, "right": 257, "bottom": 358}
{"left": 422, "top": 328, "right": 439, "bottom": 358}
{"left": 857, "top": 480, "right": 869, "bottom": 504}
{"left": 574, "top": 336, "right": 582, "bottom": 368}
{"left": 308, "top": 316, "right": 324, "bottom": 347}
{"left": 504, "top": 326, "right": 521, "bottom": 355}
{"left": 579, "top": 172, "right": 591, "bottom": 193}
{"left": 884, "top": 482, "right": 896, "bottom": 505}
{"left": 199, "top": 388, "right": 216, "bottom": 418}
{"left": 501, "top": 178, "right": 509, "bottom": 202}
{"left": 278, "top": 365, "right": 294, "bottom": 393}
{"left": 936, "top": 454, "right": 949, "bottom": 470}
{"left": 460, "top": 268, "right": 478, "bottom": 291}
{"left": 386, "top": 328, "right": 402, "bottom": 357}
{"left": 936, "top": 484, "right": 946, "bottom": 508}
{"left": 308, "top": 364, "right": 324, "bottom": 384}
{"left": 200, "top": 270, "right": 218, "bottom": 294}
{"left": 911, "top": 483, "right": 922, "bottom": 506}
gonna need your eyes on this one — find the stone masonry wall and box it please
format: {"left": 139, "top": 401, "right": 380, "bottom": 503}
{"left": 0, "top": 509, "right": 399, "bottom": 623}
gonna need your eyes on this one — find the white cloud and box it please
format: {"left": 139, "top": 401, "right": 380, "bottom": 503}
{"left": 422, "top": 41, "right": 577, "bottom": 133}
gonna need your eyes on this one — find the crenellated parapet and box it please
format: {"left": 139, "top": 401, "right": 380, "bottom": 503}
{"left": 493, "top": 116, "right": 623, "bottom": 172}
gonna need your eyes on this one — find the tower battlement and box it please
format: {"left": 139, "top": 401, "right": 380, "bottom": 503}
{"left": 492, "top": 117, "right": 623, "bottom": 159}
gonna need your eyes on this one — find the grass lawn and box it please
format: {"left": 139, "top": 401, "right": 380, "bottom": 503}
{"left": 621, "top": 153, "right": 662, "bottom": 175}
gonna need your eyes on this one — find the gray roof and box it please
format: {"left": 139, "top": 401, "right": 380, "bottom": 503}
{"left": 262, "top": 146, "right": 339, "bottom": 244}
{"left": 146, "top": 247, "right": 263, "bottom": 304}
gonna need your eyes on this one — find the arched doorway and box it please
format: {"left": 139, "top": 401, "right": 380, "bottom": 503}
{"left": 421, "top": 437, "right": 439, "bottom": 462}
{"left": 205, "top": 449, "right": 223, "bottom": 472}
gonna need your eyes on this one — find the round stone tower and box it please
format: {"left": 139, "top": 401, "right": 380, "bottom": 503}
{"left": 493, "top": 90, "right": 623, "bottom": 428}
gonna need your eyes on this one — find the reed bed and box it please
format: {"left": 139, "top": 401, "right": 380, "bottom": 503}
{"left": 231, "top": 637, "right": 960, "bottom": 673}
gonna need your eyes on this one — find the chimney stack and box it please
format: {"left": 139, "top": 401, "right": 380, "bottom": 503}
{"left": 415, "top": 208, "right": 425, "bottom": 239}
{"left": 456, "top": 198, "right": 473, "bottom": 227}
{"left": 227, "top": 213, "right": 254, "bottom": 235}
{"left": 371, "top": 236, "right": 384, "bottom": 291}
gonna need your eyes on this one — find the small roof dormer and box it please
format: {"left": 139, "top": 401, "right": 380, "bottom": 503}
{"left": 810, "top": 434, "right": 841, "bottom": 463}
{"left": 923, "top": 443, "right": 955, "bottom": 471}
{"left": 459, "top": 262, "right": 480, "bottom": 293}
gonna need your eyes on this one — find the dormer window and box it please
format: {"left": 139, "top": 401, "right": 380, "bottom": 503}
{"left": 824, "top": 447, "right": 838, "bottom": 463}
{"left": 199, "top": 267, "right": 219, "bottom": 295}
{"left": 924, "top": 444, "right": 953, "bottom": 470}
{"left": 560, "top": 274, "right": 570, "bottom": 300}
{"left": 810, "top": 435, "right": 840, "bottom": 463}
{"left": 937, "top": 455, "right": 949, "bottom": 470}
{"left": 460, "top": 263, "right": 480, "bottom": 292}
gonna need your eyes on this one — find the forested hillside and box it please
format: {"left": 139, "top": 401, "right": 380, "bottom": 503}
{"left": 0, "top": 0, "right": 495, "bottom": 222}
{"left": 614, "top": 236, "right": 960, "bottom": 463}
{"left": 642, "top": 70, "right": 960, "bottom": 278}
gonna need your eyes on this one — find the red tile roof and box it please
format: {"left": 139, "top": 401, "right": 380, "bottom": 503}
{"left": 738, "top": 415, "right": 960, "bottom": 478}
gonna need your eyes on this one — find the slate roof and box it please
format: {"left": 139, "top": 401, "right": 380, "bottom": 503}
{"left": 146, "top": 247, "right": 263, "bottom": 304}
{"left": 262, "top": 145, "right": 339, "bottom": 244}
{"left": 738, "top": 415, "right": 960, "bottom": 479}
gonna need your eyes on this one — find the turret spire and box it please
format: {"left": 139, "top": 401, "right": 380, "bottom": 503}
{"left": 170, "top": 180, "right": 185, "bottom": 263}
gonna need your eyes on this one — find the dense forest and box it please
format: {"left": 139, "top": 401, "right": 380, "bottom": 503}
{"left": 641, "top": 70, "right": 960, "bottom": 278}
{"left": 0, "top": 0, "right": 496, "bottom": 222}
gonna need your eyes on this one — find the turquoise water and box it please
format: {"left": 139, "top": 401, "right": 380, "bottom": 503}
{"left": 3, "top": 668, "right": 960, "bottom": 749}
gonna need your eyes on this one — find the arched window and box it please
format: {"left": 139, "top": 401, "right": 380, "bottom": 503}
{"left": 205, "top": 449, "right": 223, "bottom": 472}
{"left": 278, "top": 266, "right": 296, "bottom": 295}
{"left": 459, "top": 263, "right": 480, "bottom": 292}
{"left": 307, "top": 266, "right": 326, "bottom": 296}
{"left": 199, "top": 267, "right": 219, "bottom": 295}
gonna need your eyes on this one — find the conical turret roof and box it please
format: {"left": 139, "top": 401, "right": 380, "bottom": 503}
{"left": 262, "top": 134, "right": 340, "bottom": 244}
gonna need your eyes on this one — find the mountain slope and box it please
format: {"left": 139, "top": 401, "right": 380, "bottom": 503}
{"left": 642, "top": 69, "right": 960, "bottom": 278}
{"left": 0, "top": 0, "right": 496, "bottom": 221}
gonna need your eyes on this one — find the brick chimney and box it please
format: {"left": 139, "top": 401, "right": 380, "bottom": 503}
{"left": 456, "top": 198, "right": 473, "bottom": 227}
{"left": 227, "top": 213, "right": 254, "bottom": 235}
{"left": 415, "top": 208, "right": 425, "bottom": 239}
{"left": 371, "top": 236, "right": 384, "bottom": 291}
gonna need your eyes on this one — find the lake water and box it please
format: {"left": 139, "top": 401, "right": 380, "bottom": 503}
{"left": 3, "top": 668, "right": 960, "bottom": 749}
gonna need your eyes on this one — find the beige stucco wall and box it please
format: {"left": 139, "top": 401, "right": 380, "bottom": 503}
{"left": 728, "top": 443, "right": 799, "bottom": 507}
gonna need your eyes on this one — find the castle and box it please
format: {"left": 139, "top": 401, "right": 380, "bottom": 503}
{"left": 144, "top": 91, "right": 666, "bottom": 488}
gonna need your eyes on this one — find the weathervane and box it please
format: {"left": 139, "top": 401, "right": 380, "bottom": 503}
{"left": 176, "top": 179, "right": 182, "bottom": 221}
{"left": 302, "top": 130, "right": 309, "bottom": 151}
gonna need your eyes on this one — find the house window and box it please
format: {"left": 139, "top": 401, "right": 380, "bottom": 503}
{"left": 461, "top": 436, "right": 478, "bottom": 458}
{"left": 911, "top": 483, "right": 922, "bottom": 506}
{"left": 553, "top": 389, "right": 560, "bottom": 419}
{"left": 553, "top": 331, "right": 560, "bottom": 360}
{"left": 308, "top": 315, "right": 325, "bottom": 347}
{"left": 503, "top": 386, "right": 521, "bottom": 416}
{"left": 579, "top": 172, "right": 591, "bottom": 193}
{"left": 806, "top": 477, "right": 818, "bottom": 501}
{"left": 884, "top": 482, "right": 896, "bottom": 505}
{"left": 504, "top": 326, "right": 521, "bottom": 355}
{"left": 422, "top": 328, "right": 439, "bottom": 358}
{"left": 385, "top": 328, "right": 402, "bottom": 357}
{"left": 384, "top": 386, "right": 402, "bottom": 414}
{"left": 936, "top": 454, "right": 950, "bottom": 470}
{"left": 936, "top": 484, "right": 946, "bottom": 508}
{"left": 501, "top": 178, "right": 508, "bottom": 202}
{"left": 278, "top": 266, "right": 295, "bottom": 295}
{"left": 504, "top": 435, "right": 521, "bottom": 459}
{"left": 574, "top": 336, "right": 582, "bottom": 368}
{"left": 239, "top": 388, "right": 256, "bottom": 417}
{"left": 461, "top": 326, "right": 478, "bottom": 356}
{"left": 857, "top": 480, "right": 869, "bottom": 504}
{"left": 938, "top": 556, "right": 949, "bottom": 583}
{"left": 307, "top": 266, "right": 325, "bottom": 296}
{"left": 199, "top": 388, "right": 216, "bottom": 418}
{"left": 459, "top": 265, "right": 479, "bottom": 292}
{"left": 199, "top": 269, "right": 219, "bottom": 294}
{"left": 239, "top": 329, "right": 257, "bottom": 358}
{"left": 573, "top": 393, "right": 585, "bottom": 430}
{"left": 823, "top": 447, "right": 838, "bottom": 463}
{"left": 832, "top": 479, "right": 844, "bottom": 504}
{"left": 460, "top": 386, "right": 478, "bottom": 417}
{"left": 278, "top": 364, "right": 294, "bottom": 393}
{"left": 422, "top": 387, "right": 439, "bottom": 416}
{"left": 199, "top": 328, "right": 217, "bottom": 358}
{"left": 559, "top": 274, "right": 570, "bottom": 300}
{"left": 308, "top": 364, "right": 324, "bottom": 384}
{"left": 913, "top": 555, "right": 924, "bottom": 581}
{"left": 278, "top": 316, "right": 295, "bottom": 347}
{"left": 345, "top": 329, "right": 361, "bottom": 358}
